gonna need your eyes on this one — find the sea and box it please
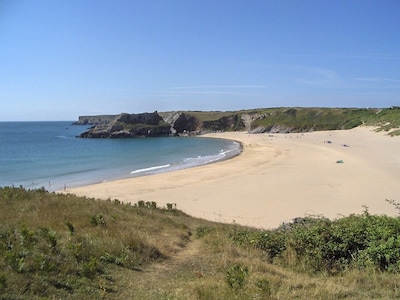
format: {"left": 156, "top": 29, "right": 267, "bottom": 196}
{"left": 0, "top": 122, "right": 241, "bottom": 192}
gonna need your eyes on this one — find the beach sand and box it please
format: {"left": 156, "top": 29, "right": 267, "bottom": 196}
{"left": 63, "top": 127, "right": 400, "bottom": 229}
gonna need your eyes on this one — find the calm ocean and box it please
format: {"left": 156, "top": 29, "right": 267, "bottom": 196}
{"left": 0, "top": 122, "right": 241, "bottom": 191}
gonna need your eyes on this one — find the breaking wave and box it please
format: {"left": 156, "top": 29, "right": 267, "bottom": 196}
{"left": 129, "top": 141, "right": 241, "bottom": 177}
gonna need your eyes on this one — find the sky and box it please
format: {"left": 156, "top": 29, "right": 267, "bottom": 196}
{"left": 1, "top": 0, "right": 399, "bottom": 121}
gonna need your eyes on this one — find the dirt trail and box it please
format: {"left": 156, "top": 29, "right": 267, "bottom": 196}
{"left": 147, "top": 237, "right": 203, "bottom": 277}
{"left": 112, "top": 236, "right": 207, "bottom": 299}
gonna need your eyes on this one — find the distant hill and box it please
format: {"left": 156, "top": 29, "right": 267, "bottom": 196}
{"left": 75, "top": 107, "right": 400, "bottom": 138}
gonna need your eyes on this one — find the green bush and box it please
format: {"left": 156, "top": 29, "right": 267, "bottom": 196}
{"left": 66, "top": 221, "right": 75, "bottom": 235}
{"left": 0, "top": 273, "right": 7, "bottom": 293}
{"left": 82, "top": 257, "right": 99, "bottom": 279}
{"left": 226, "top": 264, "right": 249, "bottom": 291}
{"left": 90, "top": 214, "right": 106, "bottom": 226}
{"left": 255, "top": 278, "right": 271, "bottom": 295}
{"left": 231, "top": 208, "right": 400, "bottom": 274}
{"left": 196, "top": 226, "right": 214, "bottom": 238}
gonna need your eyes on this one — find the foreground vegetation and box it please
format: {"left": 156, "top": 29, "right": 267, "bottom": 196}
{"left": 1, "top": 187, "right": 400, "bottom": 299}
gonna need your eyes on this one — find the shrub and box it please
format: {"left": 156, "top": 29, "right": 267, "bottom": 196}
{"left": 66, "top": 221, "right": 75, "bottom": 235}
{"left": 166, "top": 203, "right": 173, "bottom": 210}
{"left": 255, "top": 278, "right": 271, "bottom": 296}
{"left": 82, "top": 257, "right": 99, "bottom": 279}
{"left": 0, "top": 273, "right": 7, "bottom": 293}
{"left": 226, "top": 264, "right": 249, "bottom": 291}
{"left": 196, "top": 226, "right": 214, "bottom": 238}
{"left": 146, "top": 201, "right": 157, "bottom": 209}
{"left": 90, "top": 214, "right": 106, "bottom": 227}
{"left": 233, "top": 208, "right": 400, "bottom": 274}
{"left": 252, "top": 229, "right": 287, "bottom": 261}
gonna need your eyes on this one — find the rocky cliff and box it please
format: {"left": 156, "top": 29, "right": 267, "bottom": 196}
{"left": 160, "top": 111, "right": 246, "bottom": 134}
{"left": 78, "top": 112, "right": 171, "bottom": 138}
{"left": 73, "top": 115, "right": 117, "bottom": 125}
{"left": 76, "top": 107, "right": 399, "bottom": 138}
{"left": 77, "top": 111, "right": 248, "bottom": 138}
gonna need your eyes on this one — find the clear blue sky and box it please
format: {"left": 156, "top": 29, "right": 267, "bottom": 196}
{"left": 1, "top": 0, "right": 399, "bottom": 121}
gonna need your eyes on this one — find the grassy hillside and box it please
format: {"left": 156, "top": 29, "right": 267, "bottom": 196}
{"left": 1, "top": 187, "right": 400, "bottom": 299}
{"left": 247, "top": 107, "right": 400, "bottom": 134}
{"left": 78, "top": 107, "right": 400, "bottom": 136}
{"left": 161, "top": 107, "right": 400, "bottom": 135}
{"left": 250, "top": 107, "right": 368, "bottom": 131}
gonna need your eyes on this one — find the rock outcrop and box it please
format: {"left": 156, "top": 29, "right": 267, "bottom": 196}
{"left": 172, "top": 113, "right": 202, "bottom": 134}
{"left": 249, "top": 125, "right": 294, "bottom": 134}
{"left": 160, "top": 111, "right": 245, "bottom": 135}
{"left": 78, "top": 112, "right": 171, "bottom": 138}
{"left": 73, "top": 115, "right": 117, "bottom": 125}
{"left": 203, "top": 114, "right": 245, "bottom": 132}
{"left": 77, "top": 111, "right": 249, "bottom": 138}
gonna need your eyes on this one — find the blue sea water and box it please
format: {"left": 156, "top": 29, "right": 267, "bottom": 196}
{"left": 0, "top": 122, "right": 241, "bottom": 191}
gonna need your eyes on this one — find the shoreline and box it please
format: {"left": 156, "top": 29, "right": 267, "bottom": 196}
{"left": 62, "top": 127, "right": 400, "bottom": 229}
{"left": 71, "top": 137, "right": 243, "bottom": 189}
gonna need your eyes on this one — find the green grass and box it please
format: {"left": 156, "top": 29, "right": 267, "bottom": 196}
{"left": 1, "top": 187, "right": 400, "bottom": 299}
{"left": 249, "top": 107, "right": 369, "bottom": 131}
{"left": 0, "top": 187, "right": 192, "bottom": 299}
{"left": 161, "top": 107, "right": 400, "bottom": 134}
{"left": 250, "top": 107, "right": 400, "bottom": 132}
{"left": 389, "top": 129, "right": 400, "bottom": 136}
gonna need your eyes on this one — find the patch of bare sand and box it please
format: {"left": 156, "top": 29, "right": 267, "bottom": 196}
{"left": 62, "top": 127, "right": 400, "bottom": 229}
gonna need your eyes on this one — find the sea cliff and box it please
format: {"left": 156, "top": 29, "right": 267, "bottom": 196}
{"left": 78, "top": 112, "right": 171, "bottom": 138}
{"left": 76, "top": 107, "right": 400, "bottom": 138}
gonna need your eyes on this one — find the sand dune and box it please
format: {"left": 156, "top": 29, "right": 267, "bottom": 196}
{"left": 63, "top": 127, "right": 400, "bottom": 229}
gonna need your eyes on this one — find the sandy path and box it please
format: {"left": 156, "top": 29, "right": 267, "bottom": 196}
{"left": 63, "top": 127, "right": 400, "bottom": 229}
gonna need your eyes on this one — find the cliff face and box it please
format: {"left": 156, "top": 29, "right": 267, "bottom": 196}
{"left": 160, "top": 111, "right": 246, "bottom": 134}
{"left": 77, "top": 111, "right": 249, "bottom": 138}
{"left": 203, "top": 114, "right": 245, "bottom": 132}
{"left": 78, "top": 112, "right": 171, "bottom": 138}
{"left": 162, "top": 112, "right": 202, "bottom": 135}
{"left": 73, "top": 115, "right": 117, "bottom": 125}
{"left": 76, "top": 107, "right": 394, "bottom": 138}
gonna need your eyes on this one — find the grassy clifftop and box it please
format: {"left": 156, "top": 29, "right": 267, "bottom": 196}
{"left": 76, "top": 107, "right": 400, "bottom": 137}
{"left": 161, "top": 107, "right": 400, "bottom": 135}
{"left": 1, "top": 187, "right": 400, "bottom": 299}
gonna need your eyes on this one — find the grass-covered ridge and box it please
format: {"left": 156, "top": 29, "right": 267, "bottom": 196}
{"left": 245, "top": 107, "right": 400, "bottom": 133}
{"left": 1, "top": 187, "right": 400, "bottom": 299}
{"left": 78, "top": 107, "right": 400, "bottom": 137}
{"left": 250, "top": 107, "right": 368, "bottom": 131}
{"left": 162, "top": 106, "right": 400, "bottom": 135}
{"left": 0, "top": 187, "right": 192, "bottom": 299}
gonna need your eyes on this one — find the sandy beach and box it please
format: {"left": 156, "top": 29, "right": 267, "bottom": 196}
{"left": 63, "top": 127, "right": 400, "bottom": 229}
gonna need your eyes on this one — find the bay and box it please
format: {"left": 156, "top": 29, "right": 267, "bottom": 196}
{"left": 0, "top": 122, "right": 240, "bottom": 191}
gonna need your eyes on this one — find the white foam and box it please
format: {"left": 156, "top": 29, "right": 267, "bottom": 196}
{"left": 130, "top": 164, "right": 171, "bottom": 174}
